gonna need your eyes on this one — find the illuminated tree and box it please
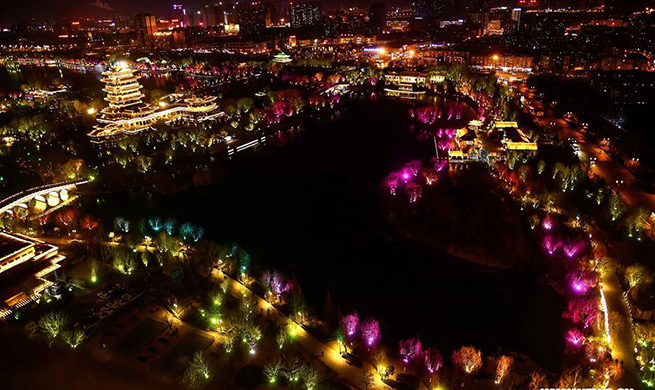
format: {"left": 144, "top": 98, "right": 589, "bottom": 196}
{"left": 264, "top": 359, "right": 284, "bottom": 384}
{"left": 114, "top": 217, "right": 130, "bottom": 233}
{"left": 528, "top": 372, "right": 548, "bottom": 390}
{"left": 453, "top": 346, "right": 482, "bottom": 374}
{"left": 284, "top": 357, "right": 302, "bottom": 383}
{"left": 566, "top": 328, "right": 585, "bottom": 347}
{"left": 423, "top": 348, "right": 443, "bottom": 374}
{"left": 361, "top": 318, "right": 380, "bottom": 347}
{"left": 148, "top": 217, "right": 163, "bottom": 232}
{"left": 164, "top": 218, "right": 177, "bottom": 235}
{"left": 625, "top": 264, "right": 653, "bottom": 291}
{"left": 556, "top": 366, "right": 586, "bottom": 388}
{"left": 63, "top": 329, "right": 86, "bottom": 348}
{"left": 342, "top": 312, "right": 360, "bottom": 337}
{"left": 276, "top": 329, "right": 287, "bottom": 349}
{"left": 300, "top": 365, "right": 322, "bottom": 390}
{"left": 81, "top": 215, "right": 98, "bottom": 231}
{"left": 38, "top": 311, "right": 69, "bottom": 342}
{"left": 626, "top": 208, "right": 650, "bottom": 238}
{"left": 399, "top": 338, "right": 422, "bottom": 364}
{"left": 608, "top": 194, "right": 625, "bottom": 221}
{"left": 494, "top": 355, "right": 513, "bottom": 384}
{"left": 113, "top": 249, "right": 136, "bottom": 275}
{"left": 183, "top": 351, "right": 211, "bottom": 389}
{"left": 566, "top": 298, "right": 599, "bottom": 329}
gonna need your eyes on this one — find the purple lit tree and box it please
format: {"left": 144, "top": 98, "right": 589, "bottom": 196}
{"left": 361, "top": 318, "right": 380, "bottom": 347}
{"left": 341, "top": 313, "right": 360, "bottom": 338}
{"left": 565, "top": 328, "right": 585, "bottom": 347}
{"left": 566, "top": 298, "right": 599, "bottom": 329}
{"left": 423, "top": 348, "right": 443, "bottom": 374}
{"left": 399, "top": 338, "right": 423, "bottom": 365}
{"left": 543, "top": 235, "right": 562, "bottom": 256}
{"left": 563, "top": 241, "right": 585, "bottom": 259}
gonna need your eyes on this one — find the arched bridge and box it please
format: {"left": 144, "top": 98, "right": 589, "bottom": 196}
{"left": 0, "top": 180, "right": 89, "bottom": 219}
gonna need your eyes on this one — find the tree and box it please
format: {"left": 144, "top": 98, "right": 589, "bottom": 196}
{"left": 608, "top": 194, "right": 626, "bottom": 221}
{"left": 495, "top": 355, "right": 514, "bottom": 384}
{"left": 399, "top": 338, "right": 422, "bottom": 365}
{"left": 183, "top": 351, "right": 211, "bottom": 389}
{"left": 453, "top": 346, "right": 482, "bottom": 374}
{"left": 625, "top": 264, "right": 652, "bottom": 291}
{"left": 38, "top": 311, "right": 69, "bottom": 342}
{"left": 362, "top": 369, "right": 374, "bottom": 390}
{"left": 264, "top": 359, "right": 284, "bottom": 384}
{"left": 63, "top": 328, "right": 86, "bottom": 348}
{"left": 284, "top": 357, "right": 301, "bottom": 383}
{"left": 342, "top": 312, "right": 360, "bottom": 337}
{"left": 528, "top": 372, "right": 548, "bottom": 390}
{"left": 361, "top": 318, "right": 380, "bottom": 347}
{"left": 424, "top": 348, "right": 443, "bottom": 374}
{"left": 300, "top": 365, "right": 321, "bottom": 390}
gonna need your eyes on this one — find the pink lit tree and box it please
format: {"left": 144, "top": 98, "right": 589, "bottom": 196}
{"left": 399, "top": 338, "right": 423, "bottom": 365}
{"left": 423, "top": 348, "right": 443, "bottom": 374}
{"left": 543, "top": 235, "right": 562, "bottom": 256}
{"left": 566, "top": 298, "right": 599, "bottom": 329}
{"left": 384, "top": 173, "right": 400, "bottom": 196}
{"left": 565, "top": 328, "right": 585, "bottom": 347}
{"left": 341, "top": 313, "right": 360, "bottom": 338}
{"left": 361, "top": 318, "right": 380, "bottom": 347}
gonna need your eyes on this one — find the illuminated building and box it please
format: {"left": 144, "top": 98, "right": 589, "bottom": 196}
{"left": 172, "top": 4, "right": 186, "bottom": 27}
{"left": 273, "top": 52, "right": 293, "bottom": 63}
{"left": 135, "top": 13, "right": 157, "bottom": 47}
{"left": 384, "top": 71, "right": 444, "bottom": 99}
{"left": 90, "top": 63, "right": 222, "bottom": 140}
{"left": 237, "top": 2, "right": 267, "bottom": 37}
{"left": 0, "top": 232, "right": 66, "bottom": 319}
{"left": 290, "top": 2, "right": 321, "bottom": 28}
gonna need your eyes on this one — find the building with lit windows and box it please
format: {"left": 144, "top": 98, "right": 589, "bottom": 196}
{"left": 89, "top": 63, "right": 222, "bottom": 140}
{"left": 290, "top": 2, "right": 321, "bottom": 28}
{"left": 0, "top": 232, "right": 66, "bottom": 319}
{"left": 135, "top": 13, "right": 158, "bottom": 47}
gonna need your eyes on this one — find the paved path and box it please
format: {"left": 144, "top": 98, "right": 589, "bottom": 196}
{"left": 602, "top": 270, "right": 637, "bottom": 387}
{"left": 215, "top": 270, "right": 386, "bottom": 390}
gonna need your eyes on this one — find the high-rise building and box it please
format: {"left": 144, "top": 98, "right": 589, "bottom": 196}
{"left": 237, "top": 2, "right": 267, "bottom": 37}
{"left": 290, "top": 2, "right": 321, "bottom": 28}
{"left": 171, "top": 4, "right": 186, "bottom": 27}
{"left": 369, "top": 3, "right": 387, "bottom": 34}
{"left": 135, "top": 13, "right": 157, "bottom": 47}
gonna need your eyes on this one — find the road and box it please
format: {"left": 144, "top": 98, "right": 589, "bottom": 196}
{"left": 216, "top": 270, "right": 387, "bottom": 390}
{"left": 521, "top": 86, "right": 655, "bottom": 211}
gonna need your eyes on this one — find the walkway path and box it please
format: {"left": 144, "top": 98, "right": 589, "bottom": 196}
{"left": 215, "top": 270, "right": 386, "bottom": 390}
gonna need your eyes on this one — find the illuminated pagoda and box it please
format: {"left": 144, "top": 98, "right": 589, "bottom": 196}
{"left": 90, "top": 62, "right": 223, "bottom": 141}
{"left": 102, "top": 63, "right": 146, "bottom": 110}
{"left": 272, "top": 52, "right": 292, "bottom": 63}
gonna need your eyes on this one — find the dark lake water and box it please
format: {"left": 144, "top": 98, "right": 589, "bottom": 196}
{"left": 86, "top": 99, "right": 565, "bottom": 370}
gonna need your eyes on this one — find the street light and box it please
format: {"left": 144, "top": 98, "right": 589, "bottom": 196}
{"left": 87, "top": 107, "right": 96, "bottom": 115}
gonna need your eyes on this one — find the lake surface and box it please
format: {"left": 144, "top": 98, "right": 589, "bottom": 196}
{"left": 86, "top": 98, "right": 565, "bottom": 370}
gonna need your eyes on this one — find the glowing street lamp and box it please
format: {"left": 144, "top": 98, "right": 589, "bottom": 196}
{"left": 87, "top": 107, "right": 96, "bottom": 115}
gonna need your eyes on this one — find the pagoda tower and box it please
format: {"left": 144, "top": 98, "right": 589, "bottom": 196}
{"left": 101, "top": 63, "right": 145, "bottom": 110}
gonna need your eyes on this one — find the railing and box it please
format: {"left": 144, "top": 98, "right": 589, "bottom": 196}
{"left": 0, "top": 179, "right": 89, "bottom": 214}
